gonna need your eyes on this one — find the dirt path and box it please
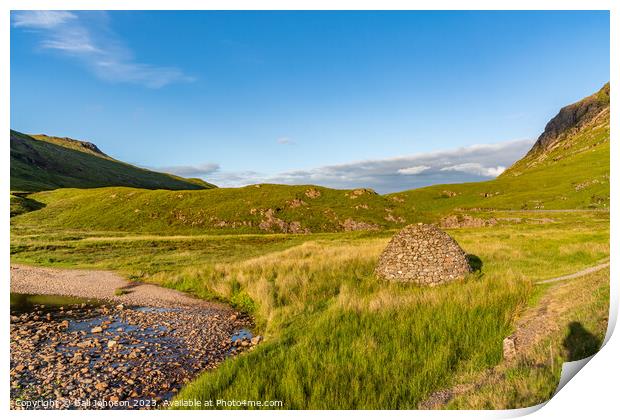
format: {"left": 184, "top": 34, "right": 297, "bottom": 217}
{"left": 508, "top": 209, "right": 609, "bottom": 213}
{"left": 418, "top": 261, "right": 610, "bottom": 409}
{"left": 10, "top": 264, "right": 229, "bottom": 311}
{"left": 535, "top": 261, "right": 609, "bottom": 285}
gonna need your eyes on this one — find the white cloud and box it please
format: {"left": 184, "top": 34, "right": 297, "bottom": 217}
{"left": 156, "top": 163, "right": 220, "bottom": 177}
{"left": 42, "top": 39, "right": 100, "bottom": 53}
{"left": 440, "top": 163, "right": 506, "bottom": 177}
{"left": 397, "top": 165, "right": 431, "bottom": 175}
{"left": 12, "top": 11, "right": 193, "bottom": 88}
{"left": 12, "top": 11, "right": 76, "bottom": 29}
{"left": 208, "top": 138, "right": 535, "bottom": 193}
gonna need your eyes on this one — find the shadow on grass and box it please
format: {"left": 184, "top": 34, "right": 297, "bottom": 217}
{"left": 10, "top": 193, "right": 46, "bottom": 217}
{"left": 466, "top": 254, "right": 483, "bottom": 272}
{"left": 562, "top": 321, "right": 602, "bottom": 361}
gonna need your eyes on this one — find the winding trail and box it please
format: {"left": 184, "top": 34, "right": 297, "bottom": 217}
{"left": 419, "top": 260, "right": 610, "bottom": 409}
{"left": 534, "top": 260, "right": 610, "bottom": 285}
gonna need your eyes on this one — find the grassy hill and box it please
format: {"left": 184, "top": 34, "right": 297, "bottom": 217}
{"left": 10, "top": 130, "right": 216, "bottom": 192}
{"left": 11, "top": 184, "right": 406, "bottom": 234}
{"left": 10, "top": 83, "right": 609, "bottom": 234}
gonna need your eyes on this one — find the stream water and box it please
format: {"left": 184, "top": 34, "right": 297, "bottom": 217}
{"left": 10, "top": 292, "right": 254, "bottom": 409}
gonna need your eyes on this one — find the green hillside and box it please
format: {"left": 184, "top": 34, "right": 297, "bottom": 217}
{"left": 11, "top": 184, "right": 407, "bottom": 234}
{"left": 10, "top": 83, "right": 610, "bottom": 234}
{"left": 10, "top": 130, "right": 216, "bottom": 192}
{"left": 389, "top": 82, "right": 610, "bottom": 217}
{"left": 389, "top": 135, "right": 609, "bottom": 216}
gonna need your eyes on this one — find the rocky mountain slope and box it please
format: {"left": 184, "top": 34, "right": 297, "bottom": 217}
{"left": 533, "top": 82, "right": 609, "bottom": 152}
{"left": 10, "top": 130, "right": 215, "bottom": 192}
{"left": 504, "top": 82, "right": 610, "bottom": 175}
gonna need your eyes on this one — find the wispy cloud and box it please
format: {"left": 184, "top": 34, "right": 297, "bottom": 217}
{"left": 276, "top": 137, "right": 295, "bottom": 145}
{"left": 207, "top": 139, "right": 535, "bottom": 193}
{"left": 12, "top": 11, "right": 193, "bottom": 88}
{"left": 12, "top": 10, "right": 76, "bottom": 28}
{"left": 155, "top": 162, "right": 220, "bottom": 177}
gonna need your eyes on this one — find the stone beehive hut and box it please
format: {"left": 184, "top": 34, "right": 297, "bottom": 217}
{"left": 375, "top": 223, "right": 472, "bottom": 285}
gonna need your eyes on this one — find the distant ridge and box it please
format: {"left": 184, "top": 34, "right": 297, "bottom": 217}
{"left": 10, "top": 130, "right": 216, "bottom": 192}
{"left": 11, "top": 83, "right": 610, "bottom": 229}
{"left": 30, "top": 134, "right": 109, "bottom": 158}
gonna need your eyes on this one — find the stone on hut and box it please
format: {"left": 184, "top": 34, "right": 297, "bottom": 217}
{"left": 375, "top": 223, "right": 472, "bottom": 285}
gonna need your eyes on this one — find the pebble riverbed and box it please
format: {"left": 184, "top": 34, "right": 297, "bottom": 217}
{"left": 10, "top": 295, "right": 259, "bottom": 410}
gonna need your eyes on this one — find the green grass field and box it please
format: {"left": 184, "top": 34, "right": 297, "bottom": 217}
{"left": 10, "top": 211, "right": 609, "bottom": 409}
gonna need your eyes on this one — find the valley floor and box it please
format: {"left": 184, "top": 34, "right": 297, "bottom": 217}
{"left": 10, "top": 210, "right": 610, "bottom": 409}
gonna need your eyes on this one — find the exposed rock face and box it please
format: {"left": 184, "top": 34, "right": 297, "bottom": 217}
{"left": 65, "top": 138, "right": 108, "bottom": 157}
{"left": 375, "top": 224, "right": 472, "bottom": 285}
{"left": 440, "top": 214, "right": 498, "bottom": 229}
{"left": 304, "top": 188, "right": 321, "bottom": 199}
{"left": 528, "top": 82, "right": 610, "bottom": 155}
{"left": 257, "top": 208, "right": 310, "bottom": 234}
{"left": 340, "top": 218, "right": 379, "bottom": 231}
{"left": 345, "top": 188, "right": 377, "bottom": 199}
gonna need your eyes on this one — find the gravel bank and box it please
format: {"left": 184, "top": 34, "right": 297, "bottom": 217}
{"left": 10, "top": 264, "right": 257, "bottom": 410}
{"left": 11, "top": 264, "right": 224, "bottom": 309}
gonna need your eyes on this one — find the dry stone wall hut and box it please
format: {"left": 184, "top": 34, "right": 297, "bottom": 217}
{"left": 375, "top": 223, "right": 472, "bottom": 285}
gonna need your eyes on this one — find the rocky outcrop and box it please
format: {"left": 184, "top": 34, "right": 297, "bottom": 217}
{"left": 375, "top": 224, "right": 472, "bottom": 285}
{"left": 440, "top": 215, "right": 498, "bottom": 229}
{"left": 528, "top": 82, "right": 610, "bottom": 155}
{"left": 340, "top": 218, "right": 379, "bottom": 231}
{"left": 258, "top": 209, "right": 310, "bottom": 234}
{"left": 304, "top": 188, "right": 321, "bottom": 199}
{"left": 345, "top": 188, "right": 377, "bottom": 199}
{"left": 65, "top": 138, "right": 108, "bottom": 157}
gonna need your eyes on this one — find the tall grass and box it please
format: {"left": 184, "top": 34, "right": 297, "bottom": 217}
{"left": 167, "top": 239, "right": 531, "bottom": 408}
{"left": 10, "top": 212, "right": 608, "bottom": 409}
{"left": 447, "top": 269, "right": 610, "bottom": 409}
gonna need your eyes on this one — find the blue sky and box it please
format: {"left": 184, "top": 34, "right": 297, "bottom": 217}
{"left": 11, "top": 11, "right": 609, "bottom": 193}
